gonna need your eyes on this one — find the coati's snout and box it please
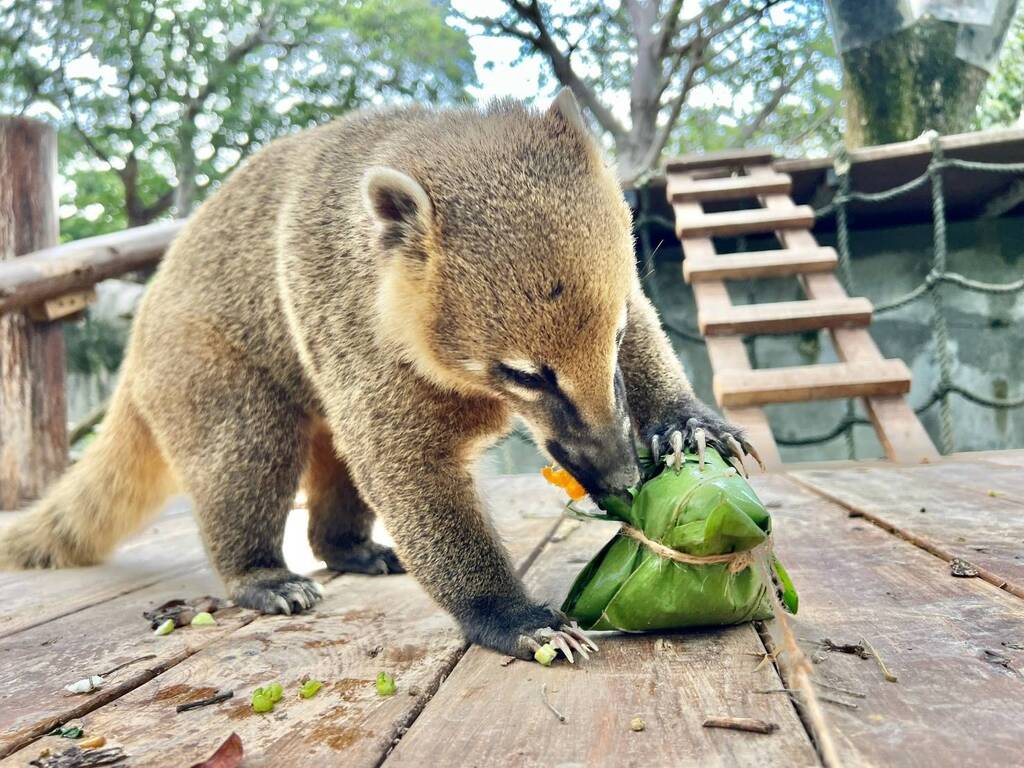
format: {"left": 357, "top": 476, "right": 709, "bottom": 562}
{"left": 501, "top": 360, "right": 641, "bottom": 498}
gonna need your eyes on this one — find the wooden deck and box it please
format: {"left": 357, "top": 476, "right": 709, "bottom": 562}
{"left": 2, "top": 453, "right": 1024, "bottom": 767}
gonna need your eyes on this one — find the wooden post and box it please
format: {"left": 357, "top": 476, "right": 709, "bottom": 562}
{"left": 0, "top": 117, "right": 66, "bottom": 508}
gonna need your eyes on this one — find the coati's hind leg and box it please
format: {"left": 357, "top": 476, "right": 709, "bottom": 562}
{"left": 303, "top": 421, "right": 403, "bottom": 575}
{"left": 135, "top": 344, "right": 322, "bottom": 615}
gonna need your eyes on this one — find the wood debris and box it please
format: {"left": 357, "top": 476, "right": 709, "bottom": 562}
{"left": 703, "top": 716, "right": 778, "bottom": 735}
{"left": 950, "top": 558, "right": 979, "bottom": 578}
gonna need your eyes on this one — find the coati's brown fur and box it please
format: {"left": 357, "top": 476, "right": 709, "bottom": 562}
{"left": 0, "top": 91, "right": 746, "bottom": 657}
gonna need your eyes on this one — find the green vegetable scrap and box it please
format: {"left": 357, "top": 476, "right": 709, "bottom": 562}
{"left": 533, "top": 643, "right": 557, "bottom": 667}
{"left": 375, "top": 672, "right": 397, "bottom": 696}
{"left": 154, "top": 618, "right": 176, "bottom": 636}
{"left": 562, "top": 447, "right": 798, "bottom": 632}
{"left": 299, "top": 680, "right": 323, "bottom": 699}
{"left": 48, "top": 725, "right": 84, "bottom": 739}
{"left": 266, "top": 682, "right": 283, "bottom": 703}
{"left": 251, "top": 690, "right": 274, "bottom": 713}
{"left": 190, "top": 611, "right": 216, "bottom": 626}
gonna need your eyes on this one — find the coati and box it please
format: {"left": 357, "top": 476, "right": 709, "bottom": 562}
{"left": 0, "top": 90, "right": 757, "bottom": 659}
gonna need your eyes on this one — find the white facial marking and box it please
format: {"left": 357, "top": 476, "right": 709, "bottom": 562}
{"left": 501, "top": 358, "right": 539, "bottom": 375}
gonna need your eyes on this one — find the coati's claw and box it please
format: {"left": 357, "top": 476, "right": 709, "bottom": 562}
{"left": 567, "top": 621, "right": 599, "bottom": 653}
{"left": 551, "top": 634, "right": 575, "bottom": 663}
{"left": 723, "top": 433, "right": 749, "bottom": 477}
{"left": 741, "top": 438, "right": 766, "bottom": 472}
{"left": 669, "top": 430, "right": 684, "bottom": 471}
{"left": 536, "top": 625, "right": 596, "bottom": 663}
{"left": 647, "top": 406, "right": 762, "bottom": 474}
{"left": 231, "top": 570, "right": 324, "bottom": 615}
{"left": 321, "top": 541, "right": 405, "bottom": 576}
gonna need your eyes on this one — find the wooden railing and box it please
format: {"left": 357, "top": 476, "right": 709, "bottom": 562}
{"left": 0, "top": 117, "right": 179, "bottom": 508}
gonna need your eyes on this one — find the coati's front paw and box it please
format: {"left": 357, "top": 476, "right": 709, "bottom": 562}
{"left": 320, "top": 540, "right": 405, "bottom": 576}
{"left": 646, "top": 401, "right": 764, "bottom": 475}
{"left": 462, "top": 600, "right": 598, "bottom": 663}
{"left": 230, "top": 569, "right": 324, "bottom": 615}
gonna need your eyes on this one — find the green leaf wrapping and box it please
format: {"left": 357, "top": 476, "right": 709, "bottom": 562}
{"left": 561, "top": 448, "right": 798, "bottom": 632}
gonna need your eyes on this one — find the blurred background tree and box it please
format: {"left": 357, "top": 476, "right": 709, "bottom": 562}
{"left": 0, "top": 0, "right": 475, "bottom": 240}
{"left": 453, "top": 1, "right": 840, "bottom": 185}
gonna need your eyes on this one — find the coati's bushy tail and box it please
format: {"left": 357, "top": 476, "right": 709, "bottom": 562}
{"left": 0, "top": 387, "right": 174, "bottom": 569}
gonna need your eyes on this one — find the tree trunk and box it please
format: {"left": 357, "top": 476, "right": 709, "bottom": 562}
{"left": 840, "top": 17, "right": 990, "bottom": 148}
{"left": 173, "top": 124, "right": 197, "bottom": 216}
{"left": 0, "top": 117, "right": 67, "bottom": 508}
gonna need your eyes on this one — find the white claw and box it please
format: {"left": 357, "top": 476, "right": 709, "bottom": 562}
{"left": 651, "top": 434, "right": 661, "bottom": 462}
{"left": 744, "top": 440, "right": 767, "bottom": 472}
{"left": 723, "top": 434, "right": 748, "bottom": 477}
{"left": 567, "top": 622, "right": 599, "bottom": 653}
{"left": 558, "top": 627, "right": 589, "bottom": 660}
{"left": 273, "top": 595, "right": 291, "bottom": 615}
{"left": 552, "top": 635, "right": 575, "bottom": 664}
{"left": 669, "top": 430, "right": 683, "bottom": 471}
{"left": 694, "top": 428, "right": 707, "bottom": 470}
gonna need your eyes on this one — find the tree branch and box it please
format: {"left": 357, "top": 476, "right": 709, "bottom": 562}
{"left": 466, "top": 0, "right": 627, "bottom": 140}
{"left": 733, "top": 54, "right": 815, "bottom": 145}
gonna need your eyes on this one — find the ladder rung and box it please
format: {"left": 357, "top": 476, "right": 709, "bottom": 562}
{"left": 684, "top": 247, "right": 838, "bottom": 282}
{"left": 676, "top": 206, "right": 815, "bottom": 238}
{"left": 715, "top": 360, "right": 912, "bottom": 407}
{"left": 668, "top": 172, "right": 792, "bottom": 202}
{"left": 665, "top": 149, "right": 774, "bottom": 172}
{"left": 699, "top": 298, "right": 873, "bottom": 336}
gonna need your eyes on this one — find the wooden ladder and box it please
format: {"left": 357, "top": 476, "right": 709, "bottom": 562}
{"left": 664, "top": 149, "right": 938, "bottom": 469}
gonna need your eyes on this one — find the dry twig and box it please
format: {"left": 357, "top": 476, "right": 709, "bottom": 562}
{"left": 703, "top": 716, "right": 778, "bottom": 734}
{"left": 540, "top": 683, "right": 566, "bottom": 723}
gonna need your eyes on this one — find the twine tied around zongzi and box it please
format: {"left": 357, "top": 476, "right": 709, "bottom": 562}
{"left": 619, "top": 523, "right": 771, "bottom": 574}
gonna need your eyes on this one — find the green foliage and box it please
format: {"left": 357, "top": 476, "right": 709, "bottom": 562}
{"left": 1, "top": 0, "right": 476, "bottom": 239}
{"left": 978, "top": 10, "right": 1024, "bottom": 128}
{"left": 64, "top": 315, "right": 128, "bottom": 376}
{"left": 457, "top": 1, "right": 841, "bottom": 168}
{"left": 668, "top": 3, "right": 841, "bottom": 157}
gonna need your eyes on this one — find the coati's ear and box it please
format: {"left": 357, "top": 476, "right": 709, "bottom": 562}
{"left": 546, "top": 87, "right": 590, "bottom": 137}
{"left": 361, "top": 167, "right": 433, "bottom": 253}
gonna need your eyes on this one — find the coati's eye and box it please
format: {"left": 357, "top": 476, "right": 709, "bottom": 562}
{"left": 495, "top": 362, "right": 546, "bottom": 390}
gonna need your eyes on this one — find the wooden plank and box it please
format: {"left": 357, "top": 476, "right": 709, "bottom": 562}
{"left": 668, "top": 172, "right": 792, "bottom": 202}
{"left": 900, "top": 460, "right": 1024, "bottom": 505}
{"left": 27, "top": 288, "right": 96, "bottom": 322}
{"left": 1, "top": 478, "right": 565, "bottom": 767}
{"left": 0, "top": 117, "right": 67, "bottom": 508}
{"left": 0, "top": 505, "right": 207, "bottom": 638}
{"left": 791, "top": 464, "right": 1024, "bottom": 598}
{"left": 0, "top": 568, "right": 257, "bottom": 758}
{"left": 725, "top": 406, "right": 783, "bottom": 471}
{"left": 0, "top": 220, "right": 182, "bottom": 316}
{"left": 699, "top": 297, "right": 874, "bottom": 336}
{"left": 665, "top": 148, "right": 774, "bottom": 172}
{"left": 861, "top": 396, "right": 939, "bottom": 465}
{"left": 752, "top": 473, "right": 1024, "bottom": 767}
{"left": 953, "top": 449, "right": 1024, "bottom": 470}
{"left": 675, "top": 205, "right": 815, "bottom": 238}
{"left": 684, "top": 247, "right": 838, "bottom": 283}
{"left": 385, "top": 516, "right": 819, "bottom": 768}
{"left": 715, "top": 360, "right": 912, "bottom": 407}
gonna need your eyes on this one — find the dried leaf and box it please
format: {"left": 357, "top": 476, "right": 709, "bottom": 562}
{"left": 189, "top": 733, "right": 243, "bottom": 768}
